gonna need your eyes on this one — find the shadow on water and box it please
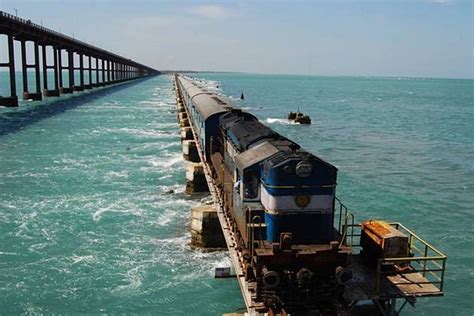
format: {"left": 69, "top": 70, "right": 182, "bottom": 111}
{"left": 0, "top": 76, "right": 154, "bottom": 136}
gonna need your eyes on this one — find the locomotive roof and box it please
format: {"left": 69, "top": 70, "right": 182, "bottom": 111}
{"left": 226, "top": 120, "right": 279, "bottom": 151}
{"left": 235, "top": 141, "right": 280, "bottom": 171}
{"left": 178, "top": 76, "right": 231, "bottom": 120}
{"left": 192, "top": 94, "right": 231, "bottom": 120}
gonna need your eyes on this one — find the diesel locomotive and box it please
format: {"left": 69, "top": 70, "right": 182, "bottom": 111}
{"left": 176, "top": 75, "right": 352, "bottom": 312}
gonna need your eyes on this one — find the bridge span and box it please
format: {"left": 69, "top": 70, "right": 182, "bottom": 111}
{"left": 0, "top": 11, "right": 158, "bottom": 107}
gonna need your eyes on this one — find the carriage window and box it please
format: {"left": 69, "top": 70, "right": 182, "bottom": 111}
{"left": 244, "top": 171, "right": 259, "bottom": 199}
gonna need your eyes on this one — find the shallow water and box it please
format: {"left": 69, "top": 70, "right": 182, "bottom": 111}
{"left": 1, "top": 73, "right": 473, "bottom": 315}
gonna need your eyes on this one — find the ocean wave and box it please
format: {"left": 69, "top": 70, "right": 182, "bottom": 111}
{"left": 266, "top": 118, "right": 298, "bottom": 125}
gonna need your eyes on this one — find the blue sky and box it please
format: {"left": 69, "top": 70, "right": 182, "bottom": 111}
{"left": 1, "top": 0, "right": 472, "bottom": 78}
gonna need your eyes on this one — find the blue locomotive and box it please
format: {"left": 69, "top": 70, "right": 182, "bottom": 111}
{"left": 176, "top": 75, "right": 351, "bottom": 311}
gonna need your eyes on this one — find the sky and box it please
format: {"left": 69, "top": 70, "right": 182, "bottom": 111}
{"left": 0, "top": 0, "right": 472, "bottom": 79}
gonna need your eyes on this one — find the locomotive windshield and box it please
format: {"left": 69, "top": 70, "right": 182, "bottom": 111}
{"left": 243, "top": 171, "right": 259, "bottom": 199}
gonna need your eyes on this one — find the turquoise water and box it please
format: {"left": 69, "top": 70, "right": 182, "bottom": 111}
{"left": 1, "top": 73, "right": 473, "bottom": 315}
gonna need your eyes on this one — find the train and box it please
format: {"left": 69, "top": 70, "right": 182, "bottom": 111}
{"left": 176, "top": 75, "right": 353, "bottom": 312}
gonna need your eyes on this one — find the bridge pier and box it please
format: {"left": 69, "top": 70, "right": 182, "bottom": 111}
{"left": 73, "top": 53, "right": 84, "bottom": 92}
{"left": 181, "top": 127, "right": 193, "bottom": 142}
{"left": 42, "top": 45, "right": 60, "bottom": 97}
{"left": 20, "top": 40, "right": 42, "bottom": 101}
{"left": 84, "top": 55, "right": 92, "bottom": 89}
{"left": 183, "top": 140, "right": 200, "bottom": 162}
{"left": 58, "top": 49, "right": 72, "bottom": 94}
{"left": 190, "top": 204, "right": 226, "bottom": 249}
{"left": 0, "top": 34, "right": 18, "bottom": 107}
{"left": 185, "top": 162, "right": 209, "bottom": 194}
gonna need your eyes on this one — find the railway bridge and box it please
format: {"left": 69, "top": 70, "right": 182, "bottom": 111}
{"left": 0, "top": 11, "right": 158, "bottom": 107}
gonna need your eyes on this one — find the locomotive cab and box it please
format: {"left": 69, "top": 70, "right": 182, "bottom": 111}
{"left": 261, "top": 151, "right": 338, "bottom": 244}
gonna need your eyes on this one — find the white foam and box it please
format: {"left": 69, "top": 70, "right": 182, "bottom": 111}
{"left": 105, "top": 171, "right": 129, "bottom": 179}
{"left": 149, "top": 154, "right": 183, "bottom": 169}
{"left": 266, "top": 118, "right": 298, "bottom": 125}
{"left": 71, "top": 255, "right": 95, "bottom": 264}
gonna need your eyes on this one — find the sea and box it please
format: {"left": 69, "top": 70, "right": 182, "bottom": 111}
{"left": 0, "top": 72, "right": 472, "bottom": 315}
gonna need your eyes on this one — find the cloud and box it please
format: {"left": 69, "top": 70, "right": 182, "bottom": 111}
{"left": 190, "top": 4, "right": 230, "bottom": 19}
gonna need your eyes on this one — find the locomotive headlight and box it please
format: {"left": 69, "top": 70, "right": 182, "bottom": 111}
{"left": 296, "top": 161, "right": 313, "bottom": 178}
{"left": 261, "top": 266, "right": 280, "bottom": 289}
{"left": 295, "top": 194, "right": 311, "bottom": 208}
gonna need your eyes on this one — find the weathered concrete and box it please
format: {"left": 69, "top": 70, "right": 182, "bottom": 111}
{"left": 181, "top": 127, "right": 193, "bottom": 142}
{"left": 190, "top": 204, "right": 226, "bottom": 249}
{"left": 178, "top": 111, "right": 187, "bottom": 121}
{"left": 185, "top": 162, "right": 209, "bottom": 193}
{"left": 182, "top": 140, "right": 200, "bottom": 162}
{"left": 179, "top": 117, "right": 190, "bottom": 128}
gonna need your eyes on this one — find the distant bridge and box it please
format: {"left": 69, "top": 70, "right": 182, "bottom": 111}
{"left": 0, "top": 11, "right": 158, "bottom": 107}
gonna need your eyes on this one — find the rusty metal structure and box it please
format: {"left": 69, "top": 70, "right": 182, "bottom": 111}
{"left": 0, "top": 11, "right": 158, "bottom": 107}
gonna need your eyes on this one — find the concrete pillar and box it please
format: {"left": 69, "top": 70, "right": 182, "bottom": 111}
{"left": 101, "top": 59, "right": 105, "bottom": 85}
{"left": 107, "top": 60, "right": 111, "bottom": 83}
{"left": 179, "top": 118, "right": 189, "bottom": 128}
{"left": 43, "top": 46, "right": 60, "bottom": 97}
{"left": 68, "top": 50, "right": 74, "bottom": 90}
{"left": 85, "top": 55, "right": 92, "bottom": 89}
{"left": 178, "top": 111, "right": 187, "bottom": 121}
{"left": 183, "top": 140, "right": 200, "bottom": 162}
{"left": 41, "top": 44, "right": 48, "bottom": 92}
{"left": 95, "top": 57, "right": 100, "bottom": 86}
{"left": 33, "top": 42, "right": 42, "bottom": 99}
{"left": 190, "top": 204, "right": 226, "bottom": 249}
{"left": 20, "top": 40, "right": 42, "bottom": 101}
{"left": 186, "top": 162, "right": 209, "bottom": 194}
{"left": 74, "top": 53, "right": 84, "bottom": 91}
{"left": 59, "top": 49, "right": 73, "bottom": 94}
{"left": 0, "top": 34, "right": 18, "bottom": 107}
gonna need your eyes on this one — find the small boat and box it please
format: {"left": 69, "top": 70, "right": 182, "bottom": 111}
{"left": 287, "top": 111, "right": 311, "bottom": 124}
